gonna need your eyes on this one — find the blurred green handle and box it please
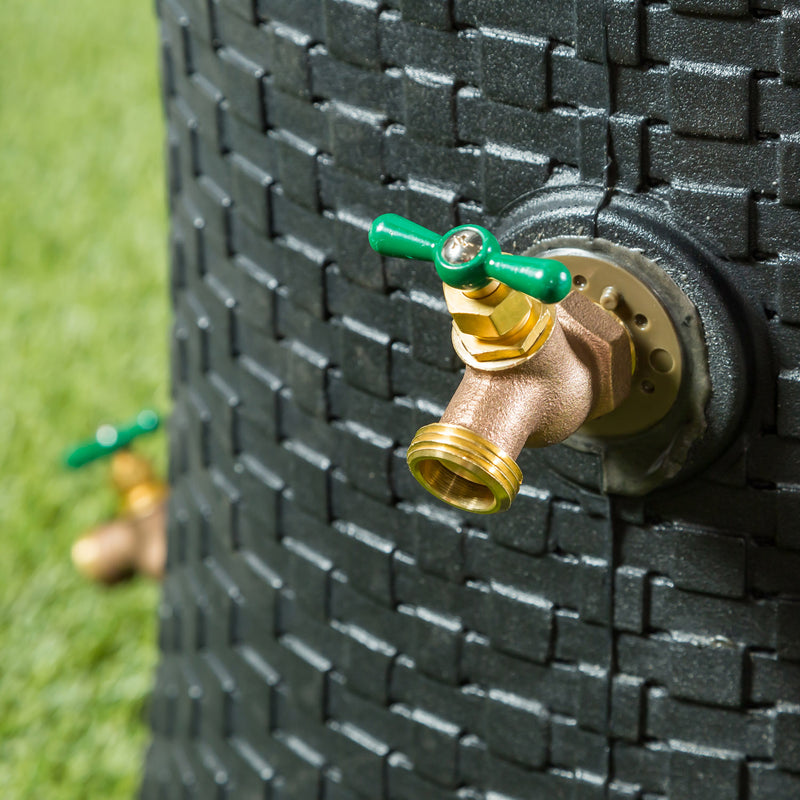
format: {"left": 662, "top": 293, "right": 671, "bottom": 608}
{"left": 64, "top": 409, "right": 160, "bottom": 469}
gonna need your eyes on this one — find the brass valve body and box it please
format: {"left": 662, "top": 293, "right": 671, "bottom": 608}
{"left": 71, "top": 450, "right": 168, "bottom": 583}
{"left": 408, "top": 290, "right": 633, "bottom": 513}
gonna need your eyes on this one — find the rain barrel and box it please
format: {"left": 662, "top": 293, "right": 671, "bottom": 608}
{"left": 142, "top": 1, "right": 800, "bottom": 798}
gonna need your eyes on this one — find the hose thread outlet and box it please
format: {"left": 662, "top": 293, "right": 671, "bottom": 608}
{"left": 407, "top": 423, "right": 523, "bottom": 514}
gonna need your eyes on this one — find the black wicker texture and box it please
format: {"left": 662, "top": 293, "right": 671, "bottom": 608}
{"left": 142, "top": 1, "right": 800, "bottom": 798}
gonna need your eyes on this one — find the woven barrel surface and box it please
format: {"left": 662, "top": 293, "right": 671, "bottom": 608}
{"left": 142, "top": 2, "right": 800, "bottom": 798}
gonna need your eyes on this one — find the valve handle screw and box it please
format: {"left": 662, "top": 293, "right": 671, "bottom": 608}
{"left": 441, "top": 229, "right": 484, "bottom": 265}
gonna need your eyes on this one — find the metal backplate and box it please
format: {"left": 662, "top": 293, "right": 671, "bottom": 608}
{"left": 543, "top": 248, "right": 683, "bottom": 438}
{"left": 497, "top": 187, "right": 755, "bottom": 496}
{"left": 518, "top": 232, "right": 712, "bottom": 494}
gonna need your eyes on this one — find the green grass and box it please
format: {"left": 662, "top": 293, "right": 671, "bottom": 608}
{"left": 0, "top": 3, "right": 168, "bottom": 797}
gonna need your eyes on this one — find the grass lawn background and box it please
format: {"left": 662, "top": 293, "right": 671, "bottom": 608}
{"left": 0, "top": 2, "right": 168, "bottom": 796}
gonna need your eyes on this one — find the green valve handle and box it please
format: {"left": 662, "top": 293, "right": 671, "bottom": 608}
{"left": 64, "top": 409, "right": 161, "bottom": 469}
{"left": 368, "top": 213, "right": 572, "bottom": 304}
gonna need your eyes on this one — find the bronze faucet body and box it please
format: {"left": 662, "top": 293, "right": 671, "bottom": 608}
{"left": 408, "top": 287, "right": 634, "bottom": 513}
{"left": 441, "top": 319, "right": 592, "bottom": 454}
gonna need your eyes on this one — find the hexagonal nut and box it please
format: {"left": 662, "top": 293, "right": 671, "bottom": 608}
{"left": 557, "top": 291, "right": 633, "bottom": 418}
{"left": 452, "top": 310, "right": 553, "bottom": 368}
{"left": 443, "top": 283, "right": 534, "bottom": 339}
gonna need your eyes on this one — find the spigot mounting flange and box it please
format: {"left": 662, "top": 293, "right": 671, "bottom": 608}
{"left": 542, "top": 247, "right": 684, "bottom": 439}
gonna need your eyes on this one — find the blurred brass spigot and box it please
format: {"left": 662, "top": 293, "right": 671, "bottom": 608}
{"left": 66, "top": 410, "right": 168, "bottom": 583}
{"left": 369, "top": 215, "right": 634, "bottom": 514}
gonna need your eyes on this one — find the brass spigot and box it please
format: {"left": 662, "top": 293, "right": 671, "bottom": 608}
{"left": 369, "top": 215, "right": 634, "bottom": 514}
{"left": 65, "top": 410, "right": 168, "bottom": 582}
